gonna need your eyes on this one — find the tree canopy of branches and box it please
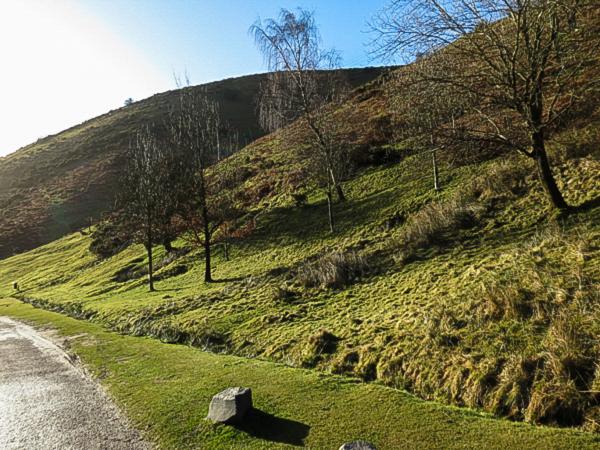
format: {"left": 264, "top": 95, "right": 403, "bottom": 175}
{"left": 371, "top": 0, "right": 600, "bottom": 210}
{"left": 250, "top": 8, "right": 350, "bottom": 232}
{"left": 170, "top": 86, "right": 239, "bottom": 282}
{"left": 391, "top": 59, "right": 471, "bottom": 191}
{"left": 121, "top": 124, "right": 172, "bottom": 291}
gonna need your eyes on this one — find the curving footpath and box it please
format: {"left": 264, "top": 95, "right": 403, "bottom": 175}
{"left": 0, "top": 317, "right": 149, "bottom": 450}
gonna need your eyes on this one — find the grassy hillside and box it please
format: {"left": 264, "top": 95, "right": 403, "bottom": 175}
{"left": 0, "top": 67, "right": 386, "bottom": 259}
{"left": 1, "top": 139, "right": 599, "bottom": 434}
{"left": 1, "top": 9, "right": 599, "bottom": 444}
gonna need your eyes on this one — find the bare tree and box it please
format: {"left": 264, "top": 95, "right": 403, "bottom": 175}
{"left": 121, "top": 124, "right": 170, "bottom": 291}
{"left": 250, "top": 8, "right": 350, "bottom": 232}
{"left": 209, "top": 158, "right": 246, "bottom": 262}
{"left": 170, "top": 85, "right": 234, "bottom": 283}
{"left": 371, "top": 0, "right": 600, "bottom": 210}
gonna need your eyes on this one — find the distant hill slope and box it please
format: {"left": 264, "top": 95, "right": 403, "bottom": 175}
{"left": 0, "top": 67, "right": 386, "bottom": 259}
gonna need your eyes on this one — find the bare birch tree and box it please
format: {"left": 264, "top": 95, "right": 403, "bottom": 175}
{"left": 250, "top": 8, "right": 350, "bottom": 232}
{"left": 391, "top": 59, "right": 469, "bottom": 191}
{"left": 371, "top": 0, "right": 600, "bottom": 210}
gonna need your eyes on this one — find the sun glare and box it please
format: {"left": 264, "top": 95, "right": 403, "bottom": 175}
{"left": 0, "top": 0, "right": 169, "bottom": 156}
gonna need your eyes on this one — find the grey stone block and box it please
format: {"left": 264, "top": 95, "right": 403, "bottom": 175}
{"left": 206, "top": 387, "right": 253, "bottom": 424}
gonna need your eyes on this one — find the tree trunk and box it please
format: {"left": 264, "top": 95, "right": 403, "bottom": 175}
{"left": 146, "top": 229, "right": 155, "bottom": 292}
{"left": 335, "top": 184, "right": 346, "bottom": 202}
{"left": 223, "top": 240, "right": 229, "bottom": 261}
{"left": 329, "top": 168, "right": 346, "bottom": 203}
{"left": 202, "top": 206, "right": 213, "bottom": 283}
{"left": 163, "top": 238, "right": 174, "bottom": 253}
{"left": 326, "top": 188, "right": 335, "bottom": 233}
{"left": 216, "top": 128, "right": 221, "bottom": 161}
{"left": 532, "top": 131, "right": 568, "bottom": 210}
{"left": 432, "top": 149, "right": 440, "bottom": 191}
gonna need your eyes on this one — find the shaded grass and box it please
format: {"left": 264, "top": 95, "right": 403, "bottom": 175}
{"left": 2, "top": 297, "right": 599, "bottom": 449}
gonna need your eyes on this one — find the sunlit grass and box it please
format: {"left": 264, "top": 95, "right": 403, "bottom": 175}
{"left": 2, "top": 298, "right": 599, "bottom": 449}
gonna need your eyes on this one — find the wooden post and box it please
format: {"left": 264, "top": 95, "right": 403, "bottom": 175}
{"left": 432, "top": 148, "right": 440, "bottom": 191}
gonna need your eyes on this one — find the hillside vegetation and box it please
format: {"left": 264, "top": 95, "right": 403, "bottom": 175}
{"left": 1, "top": 136, "right": 599, "bottom": 432}
{"left": 0, "top": 68, "right": 385, "bottom": 259}
{"left": 2, "top": 297, "right": 599, "bottom": 449}
{"left": 1, "top": 4, "right": 600, "bottom": 442}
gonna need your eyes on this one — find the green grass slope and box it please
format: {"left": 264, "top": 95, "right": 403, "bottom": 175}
{"left": 0, "top": 67, "right": 386, "bottom": 259}
{"left": 1, "top": 138, "right": 599, "bottom": 434}
{"left": 4, "top": 297, "right": 599, "bottom": 449}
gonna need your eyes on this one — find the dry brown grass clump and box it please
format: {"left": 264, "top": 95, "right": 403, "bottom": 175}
{"left": 467, "top": 158, "right": 531, "bottom": 201}
{"left": 296, "top": 250, "right": 369, "bottom": 289}
{"left": 490, "top": 355, "right": 542, "bottom": 419}
{"left": 300, "top": 329, "right": 340, "bottom": 367}
{"left": 397, "top": 197, "right": 483, "bottom": 262}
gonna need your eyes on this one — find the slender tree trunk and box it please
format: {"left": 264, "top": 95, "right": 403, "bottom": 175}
{"left": 147, "top": 225, "right": 155, "bottom": 292}
{"left": 532, "top": 131, "right": 568, "bottom": 210}
{"left": 307, "top": 115, "right": 346, "bottom": 204}
{"left": 432, "top": 149, "right": 440, "bottom": 191}
{"left": 329, "top": 168, "right": 345, "bottom": 203}
{"left": 216, "top": 128, "right": 221, "bottom": 161}
{"left": 335, "top": 184, "right": 346, "bottom": 202}
{"left": 326, "top": 187, "right": 335, "bottom": 233}
{"left": 202, "top": 205, "right": 213, "bottom": 283}
{"left": 429, "top": 128, "right": 440, "bottom": 192}
{"left": 223, "top": 240, "right": 229, "bottom": 261}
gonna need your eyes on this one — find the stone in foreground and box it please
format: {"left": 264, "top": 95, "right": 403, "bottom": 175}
{"left": 339, "top": 441, "right": 378, "bottom": 450}
{"left": 207, "top": 387, "right": 253, "bottom": 424}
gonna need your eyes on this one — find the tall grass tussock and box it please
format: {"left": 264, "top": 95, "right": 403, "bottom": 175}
{"left": 296, "top": 250, "right": 369, "bottom": 289}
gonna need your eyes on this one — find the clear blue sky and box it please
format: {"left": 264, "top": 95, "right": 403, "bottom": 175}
{"left": 0, "top": 0, "right": 390, "bottom": 156}
{"left": 85, "top": 0, "right": 390, "bottom": 82}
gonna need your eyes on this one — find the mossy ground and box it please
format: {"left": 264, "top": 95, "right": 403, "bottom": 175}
{"left": 2, "top": 297, "right": 599, "bottom": 449}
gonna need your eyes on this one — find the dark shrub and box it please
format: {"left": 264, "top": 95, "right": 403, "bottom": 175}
{"left": 89, "top": 216, "right": 132, "bottom": 259}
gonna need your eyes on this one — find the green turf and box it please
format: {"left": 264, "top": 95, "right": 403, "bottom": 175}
{"left": 2, "top": 297, "right": 599, "bottom": 449}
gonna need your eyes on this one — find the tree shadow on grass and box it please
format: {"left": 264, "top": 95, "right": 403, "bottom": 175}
{"left": 234, "top": 408, "right": 310, "bottom": 447}
{"left": 574, "top": 196, "right": 600, "bottom": 213}
{"left": 209, "top": 276, "right": 245, "bottom": 283}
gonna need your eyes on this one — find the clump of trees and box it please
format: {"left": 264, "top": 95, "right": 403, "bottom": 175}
{"left": 115, "top": 85, "right": 244, "bottom": 290}
{"left": 250, "top": 8, "right": 351, "bottom": 232}
{"left": 371, "top": 0, "right": 600, "bottom": 210}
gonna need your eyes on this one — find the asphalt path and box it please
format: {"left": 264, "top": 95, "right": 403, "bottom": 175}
{"left": 0, "top": 317, "right": 150, "bottom": 450}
